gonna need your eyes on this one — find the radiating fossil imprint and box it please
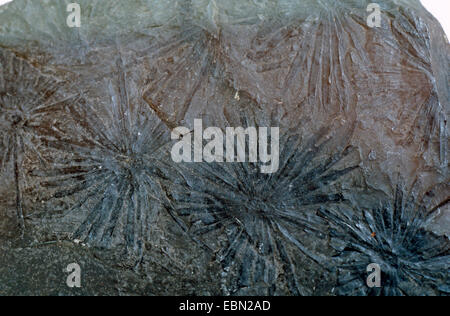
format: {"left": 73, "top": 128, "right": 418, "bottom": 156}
{"left": 37, "top": 57, "right": 172, "bottom": 254}
{"left": 0, "top": 49, "right": 73, "bottom": 234}
{"left": 318, "top": 184, "right": 450, "bottom": 296}
{"left": 169, "top": 118, "right": 360, "bottom": 295}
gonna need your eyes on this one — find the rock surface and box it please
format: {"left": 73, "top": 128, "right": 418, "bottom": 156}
{"left": 0, "top": 0, "right": 448, "bottom": 295}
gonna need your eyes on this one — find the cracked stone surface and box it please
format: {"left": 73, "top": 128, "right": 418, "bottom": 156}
{"left": 0, "top": 0, "right": 448, "bottom": 296}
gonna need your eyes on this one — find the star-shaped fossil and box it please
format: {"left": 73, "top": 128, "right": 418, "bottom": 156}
{"left": 318, "top": 183, "right": 450, "bottom": 296}
{"left": 0, "top": 49, "right": 74, "bottom": 234}
{"left": 36, "top": 57, "right": 172, "bottom": 255}
{"left": 168, "top": 112, "right": 360, "bottom": 295}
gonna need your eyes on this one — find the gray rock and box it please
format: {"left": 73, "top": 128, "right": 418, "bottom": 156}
{"left": 0, "top": 0, "right": 448, "bottom": 296}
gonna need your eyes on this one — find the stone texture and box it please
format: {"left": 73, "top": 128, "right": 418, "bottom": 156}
{"left": 0, "top": 0, "right": 448, "bottom": 296}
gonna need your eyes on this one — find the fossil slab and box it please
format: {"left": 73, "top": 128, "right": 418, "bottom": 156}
{"left": 0, "top": 0, "right": 448, "bottom": 296}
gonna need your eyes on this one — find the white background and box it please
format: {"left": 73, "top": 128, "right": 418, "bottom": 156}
{"left": 0, "top": 0, "right": 448, "bottom": 37}
{"left": 421, "top": 0, "right": 450, "bottom": 38}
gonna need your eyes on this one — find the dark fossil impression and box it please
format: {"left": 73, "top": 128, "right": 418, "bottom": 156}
{"left": 0, "top": 0, "right": 448, "bottom": 295}
{"left": 167, "top": 95, "right": 361, "bottom": 295}
{"left": 0, "top": 49, "right": 75, "bottom": 236}
{"left": 34, "top": 57, "right": 172, "bottom": 255}
{"left": 318, "top": 183, "right": 449, "bottom": 296}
